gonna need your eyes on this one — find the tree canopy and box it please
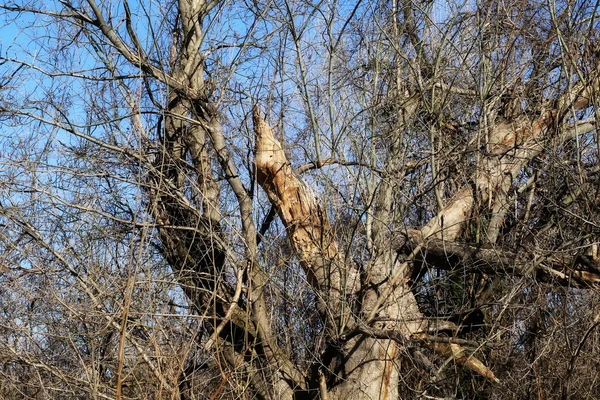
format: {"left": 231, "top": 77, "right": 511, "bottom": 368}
{"left": 0, "top": 0, "right": 599, "bottom": 399}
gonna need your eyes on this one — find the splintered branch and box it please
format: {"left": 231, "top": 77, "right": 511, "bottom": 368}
{"left": 358, "top": 326, "right": 499, "bottom": 382}
{"left": 253, "top": 106, "right": 358, "bottom": 332}
{"left": 426, "top": 341, "right": 500, "bottom": 383}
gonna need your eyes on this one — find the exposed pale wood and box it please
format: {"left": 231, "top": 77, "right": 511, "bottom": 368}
{"left": 253, "top": 106, "right": 359, "bottom": 331}
{"left": 254, "top": 107, "right": 404, "bottom": 399}
{"left": 429, "top": 342, "right": 499, "bottom": 383}
{"left": 253, "top": 107, "right": 500, "bottom": 397}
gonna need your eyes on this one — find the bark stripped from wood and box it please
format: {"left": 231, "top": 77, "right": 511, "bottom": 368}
{"left": 253, "top": 106, "right": 358, "bottom": 331}
{"left": 419, "top": 97, "right": 595, "bottom": 245}
{"left": 430, "top": 341, "right": 499, "bottom": 383}
{"left": 395, "top": 68, "right": 600, "bottom": 386}
{"left": 254, "top": 107, "right": 406, "bottom": 399}
{"left": 253, "top": 106, "right": 499, "bottom": 396}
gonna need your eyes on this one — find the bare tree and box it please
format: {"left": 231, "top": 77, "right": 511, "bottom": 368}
{"left": 0, "top": 0, "right": 599, "bottom": 399}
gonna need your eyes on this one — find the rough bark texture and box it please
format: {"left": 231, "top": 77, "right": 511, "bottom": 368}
{"left": 4, "top": 1, "right": 600, "bottom": 399}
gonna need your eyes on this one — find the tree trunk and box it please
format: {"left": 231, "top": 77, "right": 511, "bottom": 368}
{"left": 254, "top": 107, "right": 485, "bottom": 398}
